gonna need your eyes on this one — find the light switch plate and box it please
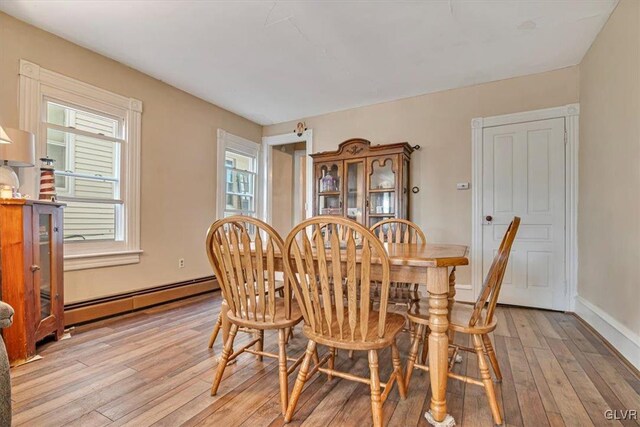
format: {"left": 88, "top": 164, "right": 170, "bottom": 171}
{"left": 457, "top": 182, "right": 470, "bottom": 190}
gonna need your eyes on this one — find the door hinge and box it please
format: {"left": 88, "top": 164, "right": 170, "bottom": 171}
{"left": 564, "top": 130, "right": 568, "bottom": 145}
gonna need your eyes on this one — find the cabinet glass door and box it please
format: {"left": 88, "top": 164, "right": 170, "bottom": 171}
{"left": 38, "top": 213, "right": 53, "bottom": 320}
{"left": 32, "top": 203, "right": 62, "bottom": 342}
{"left": 369, "top": 157, "right": 397, "bottom": 222}
{"left": 345, "top": 160, "right": 365, "bottom": 224}
{"left": 316, "top": 162, "right": 342, "bottom": 215}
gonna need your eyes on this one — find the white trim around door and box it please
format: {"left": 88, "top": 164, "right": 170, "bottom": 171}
{"left": 471, "top": 103, "right": 579, "bottom": 311}
{"left": 261, "top": 130, "right": 314, "bottom": 224}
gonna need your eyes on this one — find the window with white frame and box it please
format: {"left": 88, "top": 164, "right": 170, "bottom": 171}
{"left": 19, "top": 60, "right": 142, "bottom": 270}
{"left": 45, "top": 100, "right": 122, "bottom": 241}
{"left": 217, "top": 130, "right": 259, "bottom": 219}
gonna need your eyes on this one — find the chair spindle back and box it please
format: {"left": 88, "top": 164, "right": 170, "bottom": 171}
{"left": 206, "top": 216, "right": 291, "bottom": 323}
{"left": 470, "top": 217, "right": 520, "bottom": 326}
{"left": 284, "top": 216, "right": 391, "bottom": 342}
{"left": 370, "top": 218, "right": 426, "bottom": 244}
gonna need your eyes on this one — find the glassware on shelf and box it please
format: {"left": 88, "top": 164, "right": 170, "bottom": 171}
{"left": 369, "top": 191, "right": 395, "bottom": 215}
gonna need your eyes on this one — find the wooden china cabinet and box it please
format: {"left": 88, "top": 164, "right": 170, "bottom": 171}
{"left": 0, "top": 199, "right": 65, "bottom": 365}
{"left": 311, "top": 138, "right": 414, "bottom": 227}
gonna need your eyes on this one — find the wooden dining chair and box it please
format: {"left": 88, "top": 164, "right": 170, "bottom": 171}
{"left": 283, "top": 216, "right": 407, "bottom": 427}
{"left": 370, "top": 218, "right": 426, "bottom": 308}
{"left": 405, "top": 217, "right": 520, "bottom": 426}
{"left": 206, "top": 216, "right": 304, "bottom": 416}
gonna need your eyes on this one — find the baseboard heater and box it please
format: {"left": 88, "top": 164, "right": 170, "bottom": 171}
{"left": 63, "top": 276, "right": 218, "bottom": 326}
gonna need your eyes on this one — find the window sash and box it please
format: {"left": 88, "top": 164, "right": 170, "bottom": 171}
{"left": 55, "top": 170, "right": 119, "bottom": 183}
{"left": 45, "top": 122, "right": 124, "bottom": 144}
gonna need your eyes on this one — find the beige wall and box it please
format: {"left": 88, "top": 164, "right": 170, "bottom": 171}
{"left": 578, "top": 0, "right": 639, "bottom": 334}
{"left": 0, "top": 12, "right": 262, "bottom": 303}
{"left": 265, "top": 67, "right": 580, "bottom": 288}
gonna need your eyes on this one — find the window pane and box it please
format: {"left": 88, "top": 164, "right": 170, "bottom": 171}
{"left": 46, "top": 128, "right": 118, "bottom": 178}
{"left": 63, "top": 200, "right": 117, "bottom": 241}
{"left": 47, "top": 101, "right": 119, "bottom": 138}
{"left": 73, "top": 177, "right": 117, "bottom": 200}
{"left": 225, "top": 151, "right": 255, "bottom": 172}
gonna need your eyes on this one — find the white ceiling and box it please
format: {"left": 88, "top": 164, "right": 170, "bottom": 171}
{"left": 0, "top": 0, "right": 617, "bottom": 125}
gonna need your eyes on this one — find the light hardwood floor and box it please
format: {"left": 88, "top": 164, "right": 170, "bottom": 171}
{"left": 10, "top": 292, "right": 640, "bottom": 427}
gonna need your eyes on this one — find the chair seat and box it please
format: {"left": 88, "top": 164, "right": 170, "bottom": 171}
{"left": 407, "top": 298, "right": 497, "bottom": 334}
{"left": 227, "top": 299, "right": 303, "bottom": 330}
{"left": 302, "top": 311, "right": 406, "bottom": 350}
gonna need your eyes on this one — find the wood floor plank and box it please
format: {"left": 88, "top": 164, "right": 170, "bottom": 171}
{"left": 511, "top": 308, "right": 549, "bottom": 349}
{"left": 553, "top": 315, "right": 599, "bottom": 354}
{"left": 505, "top": 336, "right": 551, "bottom": 427}
{"left": 10, "top": 295, "right": 639, "bottom": 427}
{"left": 586, "top": 353, "right": 640, "bottom": 415}
{"left": 493, "top": 308, "right": 512, "bottom": 337}
{"left": 533, "top": 347, "right": 594, "bottom": 427}
{"left": 527, "top": 311, "right": 563, "bottom": 340}
{"left": 521, "top": 346, "right": 563, "bottom": 426}
{"left": 14, "top": 366, "right": 136, "bottom": 425}
{"left": 546, "top": 338, "right": 621, "bottom": 426}
{"left": 299, "top": 358, "right": 370, "bottom": 427}
{"left": 494, "top": 335, "right": 523, "bottom": 427}
{"left": 65, "top": 410, "right": 113, "bottom": 427}
{"left": 562, "top": 340, "right": 636, "bottom": 427}
{"left": 109, "top": 377, "right": 211, "bottom": 427}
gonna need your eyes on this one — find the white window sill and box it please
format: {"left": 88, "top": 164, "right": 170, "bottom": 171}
{"left": 64, "top": 250, "right": 143, "bottom": 271}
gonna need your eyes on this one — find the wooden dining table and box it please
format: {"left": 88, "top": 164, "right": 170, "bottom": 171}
{"left": 219, "top": 241, "right": 469, "bottom": 426}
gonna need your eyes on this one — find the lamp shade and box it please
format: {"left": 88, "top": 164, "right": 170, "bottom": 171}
{"left": 0, "top": 126, "right": 12, "bottom": 144}
{"left": 0, "top": 128, "right": 35, "bottom": 167}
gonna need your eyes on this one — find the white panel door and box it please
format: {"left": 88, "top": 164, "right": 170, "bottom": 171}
{"left": 482, "top": 118, "right": 565, "bottom": 310}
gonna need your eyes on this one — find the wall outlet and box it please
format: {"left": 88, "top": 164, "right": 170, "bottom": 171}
{"left": 178, "top": 258, "right": 185, "bottom": 269}
{"left": 456, "top": 182, "right": 470, "bottom": 190}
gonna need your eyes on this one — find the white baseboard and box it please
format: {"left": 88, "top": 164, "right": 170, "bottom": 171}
{"left": 574, "top": 296, "right": 640, "bottom": 370}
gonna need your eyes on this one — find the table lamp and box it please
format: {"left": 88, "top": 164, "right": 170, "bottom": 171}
{"left": 0, "top": 128, "right": 36, "bottom": 189}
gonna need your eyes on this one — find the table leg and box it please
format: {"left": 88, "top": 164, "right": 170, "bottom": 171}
{"left": 425, "top": 267, "right": 455, "bottom": 427}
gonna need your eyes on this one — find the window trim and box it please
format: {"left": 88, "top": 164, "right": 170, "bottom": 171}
{"left": 216, "top": 129, "right": 260, "bottom": 219}
{"left": 19, "top": 59, "right": 142, "bottom": 271}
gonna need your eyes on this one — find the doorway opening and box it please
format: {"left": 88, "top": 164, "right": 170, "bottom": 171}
{"left": 262, "top": 130, "right": 313, "bottom": 237}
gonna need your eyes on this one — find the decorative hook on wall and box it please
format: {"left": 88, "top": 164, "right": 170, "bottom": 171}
{"left": 294, "top": 122, "right": 307, "bottom": 137}
{"left": 413, "top": 144, "right": 421, "bottom": 150}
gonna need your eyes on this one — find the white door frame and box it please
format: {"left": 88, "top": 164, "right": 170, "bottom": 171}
{"left": 471, "top": 103, "right": 579, "bottom": 311}
{"left": 261, "top": 129, "right": 314, "bottom": 224}
{"left": 292, "top": 149, "right": 307, "bottom": 225}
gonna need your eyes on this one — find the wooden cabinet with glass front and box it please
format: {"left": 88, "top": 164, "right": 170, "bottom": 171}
{"left": 311, "top": 138, "right": 413, "bottom": 227}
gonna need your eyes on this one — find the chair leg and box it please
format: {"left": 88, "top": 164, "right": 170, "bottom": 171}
{"left": 391, "top": 340, "right": 407, "bottom": 399}
{"left": 211, "top": 323, "right": 238, "bottom": 396}
{"left": 328, "top": 347, "right": 336, "bottom": 381}
{"left": 348, "top": 350, "right": 354, "bottom": 359}
{"left": 473, "top": 334, "right": 502, "bottom": 425}
{"left": 284, "top": 340, "right": 317, "bottom": 423}
{"left": 405, "top": 323, "right": 424, "bottom": 387}
{"left": 368, "top": 350, "right": 383, "bottom": 427}
{"left": 255, "top": 330, "right": 264, "bottom": 361}
{"left": 285, "top": 326, "right": 294, "bottom": 344}
{"left": 207, "top": 313, "right": 223, "bottom": 349}
{"left": 482, "top": 334, "right": 502, "bottom": 383}
{"left": 420, "top": 326, "right": 429, "bottom": 364}
{"left": 277, "top": 329, "right": 289, "bottom": 416}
